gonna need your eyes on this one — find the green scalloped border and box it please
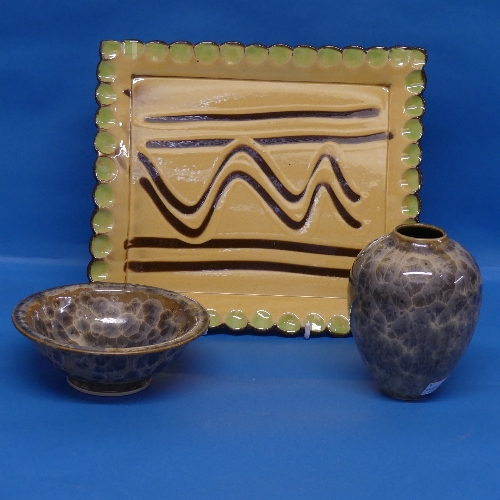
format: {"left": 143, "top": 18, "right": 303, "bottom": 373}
{"left": 89, "top": 41, "right": 427, "bottom": 336}
{"left": 207, "top": 308, "right": 350, "bottom": 336}
{"left": 400, "top": 59, "right": 425, "bottom": 223}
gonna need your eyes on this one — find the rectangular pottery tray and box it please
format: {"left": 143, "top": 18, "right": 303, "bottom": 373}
{"left": 89, "top": 41, "right": 426, "bottom": 335}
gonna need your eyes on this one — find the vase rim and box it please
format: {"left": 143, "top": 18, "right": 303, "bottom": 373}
{"left": 393, "top": 223, "right": 448, "bottom": 243}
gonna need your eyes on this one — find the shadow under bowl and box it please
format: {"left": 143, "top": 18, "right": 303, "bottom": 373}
{"left": 12, "top": 282, "right": 209, "bottom": 396}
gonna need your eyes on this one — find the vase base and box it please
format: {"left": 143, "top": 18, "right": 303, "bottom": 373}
{"left": 67, "top": 377, "right": 152, "bottom": 396}
{"left": 381, "top": 388, "right": 426, "bottom": 401}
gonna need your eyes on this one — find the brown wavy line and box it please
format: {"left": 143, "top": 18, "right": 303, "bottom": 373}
{"left": 138, "top": 144, "right": 362, "bottom": 236}
{"left": 138, "top": 145, "right": 360, "bottom": 216}
{"left": 140, "top": 168, "right": 361, "bottom": 238}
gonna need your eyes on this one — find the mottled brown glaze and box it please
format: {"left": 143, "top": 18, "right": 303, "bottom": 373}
{"left": 348, "top": 224, "right": 482, "bottom": 400}
{"left": 12, "top": 283, "right": 209, "bottom": 395}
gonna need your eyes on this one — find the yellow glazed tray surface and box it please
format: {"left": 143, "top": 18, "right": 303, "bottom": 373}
{"left": 89, "top": 41, "right": 426, "bottom": 335}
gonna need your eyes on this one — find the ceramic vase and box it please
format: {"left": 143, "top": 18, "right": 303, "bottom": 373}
{"left": 348, "top": 223, "right": 482, "bottom": 400}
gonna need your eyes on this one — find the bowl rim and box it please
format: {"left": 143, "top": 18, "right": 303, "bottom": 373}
{"left": 12, "top": 282, "right": 210, "bottom": 355}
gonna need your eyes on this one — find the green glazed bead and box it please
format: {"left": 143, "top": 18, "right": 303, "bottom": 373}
{"left": 343, "top": 47, "right": 365, "bottom": 68}
{"left": 170, "top": 43, "right": 194, "bottom": 63}
{"left": 94, "top": 157, "right": 117, "bottom": 182}
{"left": 409, "top": 49, "right": 426, "bottom": 68}
{"left": 207, "top": 309, "right": 222, "bottom": 327}
{"left": 401, "top": 168, "right": 421, "bottom": 192}
{"left": 367, "top": 48, "right": 388, "bottom": 67}
{"left": 220, "top": 43, "right": 244, "bottom": 64}
{"left": 277, "top": 312, "right": 301, "bottom": 334}
{"left": 101, "top": 41, "right": 121, "bottom": 60}
{"left": 225, "top": 310, "right": 247, "bottom": 330}
{"left": 96, "top": 84, "right": 116, "bottom": 106}
{"left": 195, "top": 42, "right": 219, "bottom": 63}
{"left": 402, "top": 119, "right": 423, "bottom": 141}
{"left": 88, "top": 260, "right": 109, "bottom": 281}
{"left": 92, "top": 209, "right": 114, "bottom": 234}
{"left": 94, "top": 132, "right": 116, "bottom": 155}
{"left": 404, "top": 96, "right": 425, "bottom": 117}
{"left": 402, "top": 143, "right": 422, "bottom": 167}
{"left": 97, "top": 61, "right": 117, "bottom": 83}
{"left": 293, "top": 46, "right": 316, "bottom": 67}
{"left": 406, "top": 71, "right": 425, "bottom": 95}
{"left": 250, "top": 310, "right": 273, "bottom": 330}
{"left": 94, "top": 184, "right": 115, "bottom": 208}
{"left": 123, "top": 40, "right": 144, "bottom": 59}
{"left": 318, "top": 47, "right": 342, "bottom": 67}
{"left": 245, "top": 45, "right": 268, "bottom": 64}
{"left": 389, "top": 47, "right": 410, "bottom": 67}
{"left": 327, "top": 315, "right": 350, "bottom": 335}
{"left": 269, "top": 45, "right": 292, "bottom": 65}
{"left": 91, "top": 235, "right": 112, "bottom": 258}
{"left": 95, "top": 108, "right": 115, "bottom": 129}
{"left": 402, "top": 194, "right": 420, "bottom": 218}
{"left": 145, "top": 42, "right": 168, "bottom": 61}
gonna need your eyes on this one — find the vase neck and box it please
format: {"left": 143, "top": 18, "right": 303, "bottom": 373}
{"left": 392, "top": 223, "right": 448, "bottom": 248}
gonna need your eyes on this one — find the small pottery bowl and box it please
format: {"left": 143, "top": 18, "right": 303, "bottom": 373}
{"left": 12, "top": 282, "right": 209, "bottom": 396}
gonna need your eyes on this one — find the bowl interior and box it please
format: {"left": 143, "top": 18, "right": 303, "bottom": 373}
{"left": 20, "top": 285, "right": 197, "bottom": 350}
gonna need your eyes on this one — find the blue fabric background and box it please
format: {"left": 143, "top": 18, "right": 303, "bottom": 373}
{"left": 1, "top": 1, "right": 499, "bottom": 498}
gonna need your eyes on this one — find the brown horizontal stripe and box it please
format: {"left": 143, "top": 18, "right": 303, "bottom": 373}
{"left": 146, "top": 139, "right": 233, "bottom": 148}
{"left": 255, "top": 132, "right": 389, "bottom": 145}
{"left": 144, "top": 108, "right": 380, "bottom": 123}
{"left": 127, "top": 260, "right": 351, "bottom": 278}
{"left": 126, "top": 237, "right": 361, "bottom": 258}
{"left": 145, "top": 132, "right": 390, "bottom": 149}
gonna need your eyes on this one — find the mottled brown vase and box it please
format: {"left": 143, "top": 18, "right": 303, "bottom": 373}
{"left": 348, "top": 224, "right": 482, "bottom": 400}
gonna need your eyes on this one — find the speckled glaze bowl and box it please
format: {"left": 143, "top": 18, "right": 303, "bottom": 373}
{"left": 12, "top": 283, "right": 209, "bottom": 396}
{"left": 348, "top": 224, "right": 482, "bottom": 400}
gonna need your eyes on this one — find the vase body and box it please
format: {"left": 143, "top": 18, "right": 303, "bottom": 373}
{"left": 348, "top": 224, "right": 482, "bottom": 400}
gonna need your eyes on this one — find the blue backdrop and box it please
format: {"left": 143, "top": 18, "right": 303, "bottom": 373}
{"left": 1, "top": 1, "right": 499, "bottom": 498}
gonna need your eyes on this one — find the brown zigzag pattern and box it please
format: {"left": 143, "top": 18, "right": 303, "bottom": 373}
{"left": 139, "top": 144, "right": 360, "bottom": 210}
{"left": 137, "top": 143, "right": 363, "bottom": 237}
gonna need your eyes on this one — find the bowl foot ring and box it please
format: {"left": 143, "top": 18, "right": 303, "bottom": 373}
{"left": 67, "top": 377, "right": 152, "bottom": 396}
